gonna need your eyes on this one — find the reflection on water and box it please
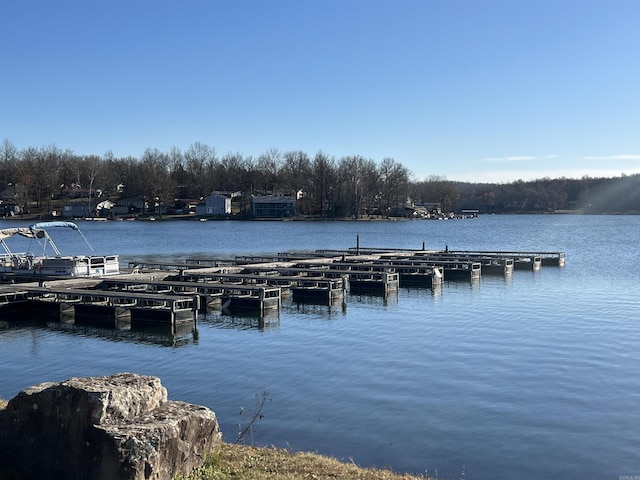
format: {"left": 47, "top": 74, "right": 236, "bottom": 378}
{"left": 403, "top": 283, "right": 443, "bottom": 298}
{"left": 201, "top": 310, "right": 281, "bottom": 331}
{"left": 348, "top": 290, "right": 399, "bottom": 307}
{"left": 45, "top": 320, "right": 198, "bottom": 347}
{"left": 1, "top": 307, "right": 200, "bottom": 346}
{"left": 285, "top": 301, "right": 347, "bottom": 317}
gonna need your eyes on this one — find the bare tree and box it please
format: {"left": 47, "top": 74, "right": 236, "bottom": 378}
{"left": 256, "top": 147, "right": 282, "bottom": 194}
{"left": 13, "top": 145, "right": 60, "bottom": 213}
{"left": 281, "top": 150, "right": 311, "bottom": 198}
{"left": 411, "top": 176, "right": 460, "bottom": 212}
{"left": 311, "top": 151, "right": 336, "bottom": 217}
{"left": 185, "top": 142, "right": 216, "bottom": 197}
{"left": 336, "top": 156, "right": 378, "bottom": 218}
{"left": 15, "top": 147, "right": 38, "bottom": 211}
{"left": 100, "top": 150, "right": 125, "bottom": 197}
{"left": 215, "top": 152, "right": 256, "bottom": 215}
{"left": 84, "top": 154, "right": 103, "bottom": 209}
{"left": 379, "top": 158, "right": 411, "bottom": 216}
{"left": 140, "top": 148, "right": 174, "bottom": 213}
{"left": 0, "top": 139, "right": 18, "bottom": 191}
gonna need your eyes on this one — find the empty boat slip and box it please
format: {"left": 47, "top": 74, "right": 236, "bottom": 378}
{"left": 15, "top": 286, "right": 199, "bottom": 327}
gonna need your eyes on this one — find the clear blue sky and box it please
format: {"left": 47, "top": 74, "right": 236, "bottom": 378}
{"left": 2, "top": 0, "right": 639, "bottom": 183}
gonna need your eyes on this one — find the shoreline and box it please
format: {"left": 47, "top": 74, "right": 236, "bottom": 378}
{"left": 2, "top": 210, "right": 639, "bottom": 224}
{"left": 0, "top": 399, "right": 430, "bottom": 480}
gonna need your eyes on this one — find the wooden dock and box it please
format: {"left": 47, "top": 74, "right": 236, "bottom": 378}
{"left": 0, "top": 245, "right": 565, "bottom": 330}
{"left": 290, "top": 277, "right": 347, "bottom": 305}
{"left": 341, "top": 246, "right": 565, "bottom": 270}
{"left": 386, "top": 253, "right": 514, "bottom": 276}
{"left": 8, "top": 285, "right": 200, "bottom": 329}
{"left": 99, "top": 277, "right": 281, "bottom": 315}
{"left": 175, "top": 270, "right": 347, "bottom": 306}
{"left": 448, "top": 250, "right": 564, "bottom": 268}
{"left": 239, "top": 263, "right": 399, "bottom": 296}
{"left": 333, "top": 258, "right": 478, "bottom": 282}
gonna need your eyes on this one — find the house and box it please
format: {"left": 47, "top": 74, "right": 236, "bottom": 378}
{"left": 1, "top": 203, "right": 21, "bottom": 217}
{"left": 112, "top": 195, "right": 147, "bottom": 215}
{"left": 62, "top": 203, "right": 90, "bottom": 218}
{"left": 195, "top": 194, "right": 232, "bottom": 216}
{"left": 251, "top": 195, "right": 296, "bottom": 218}
{"left": 169, "top": 199, "right": 199, "bottom": 215}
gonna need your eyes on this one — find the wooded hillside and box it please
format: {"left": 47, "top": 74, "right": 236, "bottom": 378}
{"left": 2, "top": 140, "right": 638, "bottom": 217}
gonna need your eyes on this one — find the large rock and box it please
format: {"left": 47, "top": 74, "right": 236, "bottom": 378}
{"left": 0, "top": 372, "right": 221, "bottom": 480}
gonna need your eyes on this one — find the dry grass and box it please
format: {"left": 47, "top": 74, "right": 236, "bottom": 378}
{"left": 178, "top": 443, "right": 431, "bottom": 480}
{"left": 0, "top": 400, "right": 432, "bottom": 480}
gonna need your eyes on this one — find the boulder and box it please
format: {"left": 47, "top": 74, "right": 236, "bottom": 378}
{"left": 0, "top": 372, "right": 221, "bottom": 480}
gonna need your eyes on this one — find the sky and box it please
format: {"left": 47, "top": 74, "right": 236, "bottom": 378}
{"left": 1, "top": 0, "right": 640, "bottom": 184}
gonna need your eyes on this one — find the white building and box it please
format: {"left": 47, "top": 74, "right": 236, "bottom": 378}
{"left": 195, "top": 194, "right": 232, "bottom": 216}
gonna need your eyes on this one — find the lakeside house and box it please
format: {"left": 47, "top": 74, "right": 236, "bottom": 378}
{"left": 195, "top": 194, "right": 232, "bottom": 216}
{"left": 251, "top": 195, "right": 296, "bottom": 218}
{"left": 62, "top": 202, "right": 91, "bottom": 218}
{"left": 112, "top": 195, "right": 147, "bottom": 216}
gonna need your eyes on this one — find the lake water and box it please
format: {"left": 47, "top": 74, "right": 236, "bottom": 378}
{"left": 0, "top": 215, "right": 638, "bottom": 480}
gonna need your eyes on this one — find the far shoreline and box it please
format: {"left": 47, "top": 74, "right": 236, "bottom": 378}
{"left": 2, "top": 210, "right": 638, "bottom": 223}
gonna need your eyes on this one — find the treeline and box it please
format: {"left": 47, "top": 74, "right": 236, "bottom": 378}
{"left": 455, "top": 174, "right": 640, "bottom": 214}
{"left": 1, "top": 139, "right": 639, "bottom": 216}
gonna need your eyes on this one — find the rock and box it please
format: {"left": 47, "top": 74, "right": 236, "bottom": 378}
{"left": 0, "top": 372, "right": 221, "bottom": 480}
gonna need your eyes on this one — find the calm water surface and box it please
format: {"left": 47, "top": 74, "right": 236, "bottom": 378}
{"left": 0, "top": 215, "right": 638, "bottom": 480}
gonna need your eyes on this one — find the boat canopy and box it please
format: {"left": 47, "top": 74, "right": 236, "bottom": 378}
{"left": 0, "top": 222, "right": 80, "bottom": 239}
{"left": 29, "top": 221, "right": 80, "bottom": 232}
{"left": 28, "top": 221, "right": 94, "bottom": 254}
{"left": 0, "top": 222, "right": 80, "bottom": 240}
{"left": 0, "top": 227, "right": 46, "bottom": 240}
{"left": 0, "top": 221, "right": 94, "bottom": 256}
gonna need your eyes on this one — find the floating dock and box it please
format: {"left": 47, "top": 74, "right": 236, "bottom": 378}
{"left": 8, "top": 285, "right": 199, "bottom": 330}
{"left": 381, "top": 253, "right": 513, "bottom": 276}
{"left": 178, "top": 271, "right": 346, "bottom": 306}
{"left": 99, "top": 277, "right": 281, "bottom": 315}
{"left": 0, "top": 244, "right": 565, "bottom": 329}
{"left": 240, "top": 262, "right": 399, "bottom": 296}
{"left": 447, "top": 250, "right": 564, "bottom": 268}
{"left": 290, "top": 277, "right": 347, "bottom": 305}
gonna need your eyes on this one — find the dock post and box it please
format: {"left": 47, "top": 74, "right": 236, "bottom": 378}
{"left": 193, "top": 295, "right": 199, "bottom": 326}
{"left": 259, "top": 287, "right": 265, "bottom": 316}
{"left": 356, "top": 234, "right": 360, "bottom": 255}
